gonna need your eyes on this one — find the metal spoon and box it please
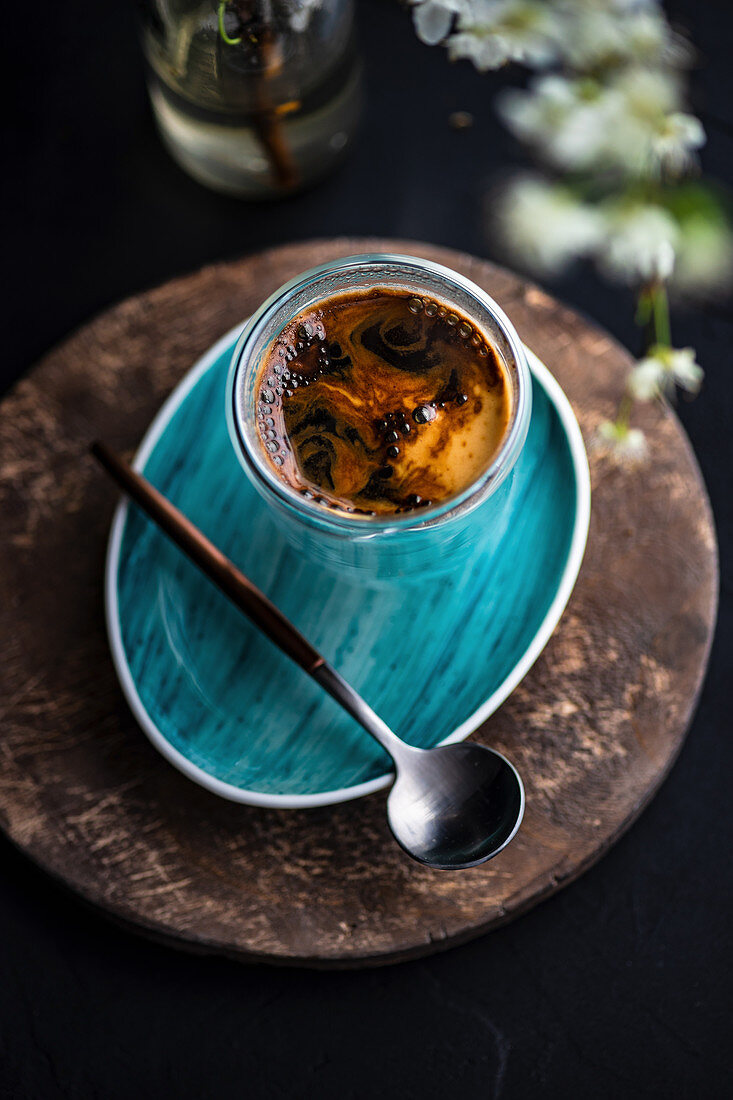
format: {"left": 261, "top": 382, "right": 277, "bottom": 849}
{"left": 91, "top": 442, "right": 524, "bottom": 869}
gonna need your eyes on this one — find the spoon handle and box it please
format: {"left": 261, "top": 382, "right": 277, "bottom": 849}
{"left": 92, "top": 441, "right": 322, "bottom": 673}
{"left": 91, "top": 442, "right": 408, "bottom": 765}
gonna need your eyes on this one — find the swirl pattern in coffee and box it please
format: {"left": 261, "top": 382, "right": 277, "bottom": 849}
{"left": 254, "top": 289, "right": 511, "bottom": 516}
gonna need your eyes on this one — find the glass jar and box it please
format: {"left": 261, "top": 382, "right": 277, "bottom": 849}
{"left": 226, "top": 255, "right": 533, "bottom": 584}
{"left": 140, "top": 1, "right": 361, "bottom": 198}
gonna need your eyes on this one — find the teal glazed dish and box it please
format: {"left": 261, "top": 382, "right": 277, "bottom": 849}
{"left": 106, "top": 325, "right": 591, "bottom": 807}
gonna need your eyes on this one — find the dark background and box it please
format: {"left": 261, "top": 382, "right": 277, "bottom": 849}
{"left": 2, "top": 1, "right": 732, "bottom": 1096}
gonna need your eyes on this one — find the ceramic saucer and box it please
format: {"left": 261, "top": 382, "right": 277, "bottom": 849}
{"left": 106, "top": 325, "right": 590, "bottom": 807}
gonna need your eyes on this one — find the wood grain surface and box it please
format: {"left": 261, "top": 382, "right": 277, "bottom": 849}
{"left": 0, "top": 239, "right": 718, "bottom": 967}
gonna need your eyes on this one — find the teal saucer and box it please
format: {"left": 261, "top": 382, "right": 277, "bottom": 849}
{"left": 106, "top": 326, "right": 590, "bottom": 807}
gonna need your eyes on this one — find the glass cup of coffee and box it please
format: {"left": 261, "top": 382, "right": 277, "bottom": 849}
{"left": 226, "top": 254, "right": 532, "bottom": 582}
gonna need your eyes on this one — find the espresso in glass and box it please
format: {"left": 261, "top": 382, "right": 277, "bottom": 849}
{"left": 253, "top": 289, "right": 512, "bottom": 517}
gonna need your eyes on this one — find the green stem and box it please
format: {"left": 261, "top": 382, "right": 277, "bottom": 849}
{"left": 649, "top": 280, "right": 671, "bottom": 349}
{"left": 613, "top": 279, "right": 672, "bottom": 433}
{"left": 616, "top": 393, "right": 633, "bottom": 432}
{"left": 218, "top": 2, "right": 242, "bottom": 45}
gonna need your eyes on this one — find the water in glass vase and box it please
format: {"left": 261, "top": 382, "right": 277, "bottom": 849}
{"left": 142, "top": 1, "right": 361, "bottom": 199}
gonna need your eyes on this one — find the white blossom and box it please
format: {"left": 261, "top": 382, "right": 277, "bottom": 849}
{"left": 411, "top": 0, "right": 466, "bottom": 46}
{"left": 593, "top": 420, "right": 648, "bottom": 464}
{"left": 597, "top": 204, "right": 679, "bottom": 283}
{"left": 628, "top": 346, "right": 702, "bottom": 400}
{"left": 608, "top": 65, "right": 679, "bottom": 123}
{"left": 498, "top": 76, "right": 613, "bottom": 170}
{"left": 601, "top": 68, "right": 694, "bottom": 176}
{"left": 626, "top": 358, "right": 666, "bottom": 401}
{"left": 500, "top": 66, "right": 700, "bottom": 179}
{"left": 447, "top": 0, "right": 558, "bottom": 71}
{"left": 500, "top": 177, "right": 603, "bottom": 273}
{"left": 651, "top": 112, "right": 705, "bottom": 175}
{"left": 406, "top": 0, "right": 729, "bottom": 334}
{"left": 667, "top": 346, "right": 704, "bottom": 392}
{"left": 555, "top": 7, "right": 637, "bottom": 70}
{"left": 552, "top": 0, "right": 683, "bottom": 72}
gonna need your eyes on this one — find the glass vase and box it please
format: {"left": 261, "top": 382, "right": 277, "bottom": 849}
{"left": 140, "top": 0, "right": 362, "bottom": 198}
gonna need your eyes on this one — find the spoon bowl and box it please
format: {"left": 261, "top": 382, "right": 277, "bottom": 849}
{"left": 387, "top": 742, "right": 524, "bottom": 869}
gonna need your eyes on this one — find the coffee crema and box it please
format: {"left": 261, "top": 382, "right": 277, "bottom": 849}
{"left": 253, "top": 289, "right": 511, "bottom": 516}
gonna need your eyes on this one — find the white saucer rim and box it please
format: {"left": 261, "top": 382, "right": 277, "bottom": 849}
{"left": 104, "top": 326, "right": 591, "bottom": 808}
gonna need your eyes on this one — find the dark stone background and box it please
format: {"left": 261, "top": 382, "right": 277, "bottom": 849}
{"left": 1, "top": 1, "right": 731, "bottom": 1096}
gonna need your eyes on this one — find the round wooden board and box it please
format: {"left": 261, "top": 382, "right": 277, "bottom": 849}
{"left": 0, "top": 239, "right": 718, "bottom": 968}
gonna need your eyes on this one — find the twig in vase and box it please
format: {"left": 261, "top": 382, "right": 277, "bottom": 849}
{"left": 222, "top": 1, "right": 300, "bottom": 191}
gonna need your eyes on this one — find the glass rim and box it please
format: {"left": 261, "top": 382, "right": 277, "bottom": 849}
{"left": 227, "top": 253, "right": 531, "bottom": 532}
